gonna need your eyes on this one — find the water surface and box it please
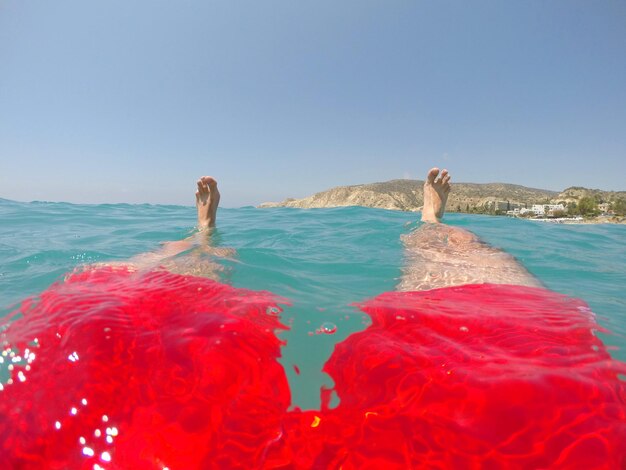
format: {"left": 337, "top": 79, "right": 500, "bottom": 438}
{"left": 1, "top": 199, "right": 625, "bottom": 409}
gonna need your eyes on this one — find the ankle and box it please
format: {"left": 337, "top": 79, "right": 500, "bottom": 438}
{"left": 421, "top": 209, "right": 441, "bottom": 223}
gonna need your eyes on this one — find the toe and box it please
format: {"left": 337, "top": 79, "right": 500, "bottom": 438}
{"left": 202, "top": 176, "right": 217, "bottom": 187}
{"left": 197, "top": 179, "right": 208, "bottom": 195}
{"left": 426, "top": 168, "right": 439, "bottom": 183}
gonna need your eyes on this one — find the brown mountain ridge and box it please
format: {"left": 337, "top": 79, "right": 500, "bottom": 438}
{"left": 259, "top": 179, "right": 626, "bottom": 213}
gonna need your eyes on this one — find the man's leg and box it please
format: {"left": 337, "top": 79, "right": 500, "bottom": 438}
{"left": 93, "top": 176, "right": 232, "bottom": 279}
{"left": 196, "top": 176, "right": 220, "bottom": 229}
{"left": 398, "top": 168, "right": 542, "bottom": 292}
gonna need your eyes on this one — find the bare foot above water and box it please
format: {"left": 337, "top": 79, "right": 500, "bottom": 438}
{"left": 196, "top": 176, "right": 220, "bottom": 229}
{"left": 421, "top": 167, "right": 451, "bottom": 223}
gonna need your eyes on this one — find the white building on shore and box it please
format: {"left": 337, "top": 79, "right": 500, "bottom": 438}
{"left": 508, "top": 203, "right": 566, "bottom": 217}
{"left": 530, "top": 204, "right": 566, "bottom": 216}
{"left": 485, "top": 201, "right": 525, "bottom": 212}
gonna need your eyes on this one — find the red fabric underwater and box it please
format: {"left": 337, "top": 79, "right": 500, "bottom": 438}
{"left": 301, "top": 285, "right": 626, "bottom": 469}
{"left": 1, "top": 268, "right": 625, "bottom": 469}
{"left": 0, "top": 267, "right": 290, "bottom": 469}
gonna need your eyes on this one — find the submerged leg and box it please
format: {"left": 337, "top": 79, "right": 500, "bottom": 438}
{"left": 398, "top": 168, "right": 541, "bottom": 292}
{"left": 93, "top": 176, "right": 233, "bottom": 279}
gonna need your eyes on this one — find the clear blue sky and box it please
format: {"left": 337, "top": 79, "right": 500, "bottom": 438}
{"left": 1, "top": 1, "right": 625, "bottom": 206}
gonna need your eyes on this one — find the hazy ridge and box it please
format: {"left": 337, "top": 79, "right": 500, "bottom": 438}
{"left": 259, "top": 179, "right": 626, "bottom": 213}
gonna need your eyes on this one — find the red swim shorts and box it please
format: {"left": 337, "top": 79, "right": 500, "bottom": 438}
{"left": 1, "top": 267, "right": 624, "bottom": 469}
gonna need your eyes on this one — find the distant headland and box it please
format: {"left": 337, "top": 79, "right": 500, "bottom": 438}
{"left": 259, "top": 180, "right": 626, "bottom": 224}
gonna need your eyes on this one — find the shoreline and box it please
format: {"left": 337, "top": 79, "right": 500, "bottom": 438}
{"left": 510, "top": 216, "right": 626, "bottom": 225}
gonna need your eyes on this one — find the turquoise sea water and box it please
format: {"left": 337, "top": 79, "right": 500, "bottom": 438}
{"left": 1, "top": 198, "right": 625, "bottom": 408}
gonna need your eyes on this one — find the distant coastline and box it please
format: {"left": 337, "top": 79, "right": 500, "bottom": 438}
{"left": 259, "top": 179, "right": 626, "bottom": 225}
{"left": 524, "top": 215, "right": 626, "bottom": 225}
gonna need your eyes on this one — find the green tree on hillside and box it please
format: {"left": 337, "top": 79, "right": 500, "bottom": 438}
{"left": 577, "top": 196, "right": 599, "bottom": 216}
{"left": 613, "top": 199, "right": 626, "bottom": 216}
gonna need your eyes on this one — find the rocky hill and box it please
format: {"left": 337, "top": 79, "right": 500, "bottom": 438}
{"left": 552, "top": 187, "right": 626, "bottom": 205}
{"left": 258, "top": 179, "right": 560, "bottom": 213}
